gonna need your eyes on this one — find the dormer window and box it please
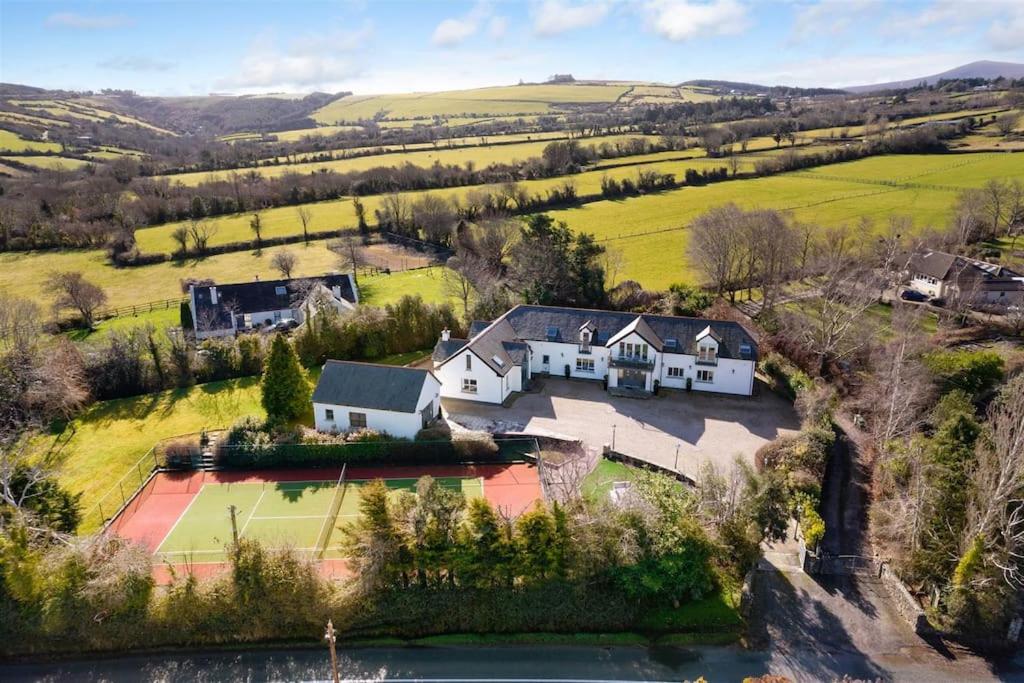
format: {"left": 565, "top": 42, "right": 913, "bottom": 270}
{"left": 275, "top": 286, "right": 287, "bottom": 296}
{"left": 579, "top": 329, "right": 592, "bottom": 353}
{"left": 698, "top": 344, "right": 717, "bottom": 363}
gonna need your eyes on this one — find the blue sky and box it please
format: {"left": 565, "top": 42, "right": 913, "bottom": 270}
{"left": 1, "top": 1, "right": 1022, "bottom": 95}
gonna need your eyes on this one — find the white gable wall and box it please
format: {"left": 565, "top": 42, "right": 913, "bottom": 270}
{"left": 436, "top": 348, "right": 508, "bottom": 404}
{"left": 524, "top": 340, "right": 609, "bottom": 382}
{"left": 658, "top": 353, "right": 754, "bottom": 396}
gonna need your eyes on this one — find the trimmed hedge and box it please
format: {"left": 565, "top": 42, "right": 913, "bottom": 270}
{"left": 216, "top": 437, "right": 525, "bottom": 469}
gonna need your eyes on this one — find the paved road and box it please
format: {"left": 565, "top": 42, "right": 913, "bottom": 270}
{"left": 0, "top": 645, "right": 775, "bottom": 682}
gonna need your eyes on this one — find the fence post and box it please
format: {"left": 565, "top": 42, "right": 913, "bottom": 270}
{"left": 119, "top": 482, "right": 126, "bottom": 505}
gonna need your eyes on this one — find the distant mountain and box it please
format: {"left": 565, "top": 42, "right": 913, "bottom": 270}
{"left": 845, "top": 60, "right": 1024, "bottom": 93}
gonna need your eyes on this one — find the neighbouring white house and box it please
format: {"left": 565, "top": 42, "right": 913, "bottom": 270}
{"left": 905, "top": 250, "right": 1024, "bottom": 308}
{"left": 312, "top": 360, "right": 441, "bottom": 439}
{"left": 189, "top": 273, "right": 358, "bottom": 340}
{"left": 432, "top": 304, "right": 758, "bottom": 404}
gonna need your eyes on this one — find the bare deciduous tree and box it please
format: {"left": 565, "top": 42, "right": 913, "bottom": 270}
{"left": 442, "top": 255, "right": 480, "bottom": 319}
{"left": 186, "top": 218, "right": 217, "bottom": 255}
{"left": 0, "top": 294, "right": 41, "bottom": 354}
{"left": 601, "top": 244, "right": 626, "bottom": 290}
{"left": 170, "top": 225, "right": 189, "bottom": 255}
{"left": 688, "top": 204, "right": 745, "bottom": 300}
{"left": 271, "top": 249, "right": 298, "bottom": 278}
{"left": 249, "top": 210, "right": 265, "bottom": 251}
{"left": 296, "top": 206, "right": 313, "bottom": 243}
{"left": 329, "top": 236, "right": 371, "bottom": 287}
{"left": 46, "top": 271, "right": 107, "bottom": 330}
{"left": 994, "top": 112, "right": 1019, "bottom": 136}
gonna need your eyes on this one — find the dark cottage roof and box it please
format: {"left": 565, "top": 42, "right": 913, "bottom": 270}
{"left": 909, "top": 251, "right": 1024, "bottom": 291}
{"left": 438, "top": 304, "right": 758, "bottom": 374}
{"left": 312, "top": 361, "right": 437, "bottom": 413}
{"left": 908, "top": 251, "right": 959, "bottom": 280}
{"left": 192, "top": 274, "right": 356, "bottom": 329}
{"left": 468, "top": 320, "right": 492, "bottom": 337}
{"left": 432, "top": 338, "right": 467, "bottom": 362}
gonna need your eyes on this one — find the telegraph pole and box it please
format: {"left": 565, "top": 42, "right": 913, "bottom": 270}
{"left": 325, "top": 619, "right": 341, "bottom": 683}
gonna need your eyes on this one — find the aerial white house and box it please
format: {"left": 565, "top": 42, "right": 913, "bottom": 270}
{"left": 432, "top": 304, "right": 758, "bottom": 404}
{"left": 905, "top": 250, "right": 1024, "bottom": 307}
{"left": 312, "top": 361, "right": 441, "bottom": 440}
{"left": 189, "top": 273, "right": 358, "bottom": 340}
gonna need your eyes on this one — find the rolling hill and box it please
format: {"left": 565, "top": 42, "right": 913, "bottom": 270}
{"left": 845, "top": 60, "right": 1024, "bottom": 93}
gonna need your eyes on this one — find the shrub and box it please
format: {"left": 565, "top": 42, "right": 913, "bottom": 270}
{"left": 760, "top": 352, "right": 812, "bottom": 400}
{"left": 452, "top": 431, "right": 499, "bottom": 458}
{"left": 799, "top": 501, "right": 825, "bottom": 549}
{"left": 159, "top": 437, "right": 200, "bottom": 469}
{"left": 923, "top": 349, "right": 1004, "bottom": 399}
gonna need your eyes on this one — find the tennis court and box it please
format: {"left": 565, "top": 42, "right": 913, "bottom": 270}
{"left": 109, "top": 463, "right": 541, "bottom": 580}
{"left": 154, "top": 473, "right": 485, "bottom": 563}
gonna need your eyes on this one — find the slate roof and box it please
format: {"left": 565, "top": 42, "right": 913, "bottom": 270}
{"left": 432, "top": 338, "right": 467, "bottom": 362}
{"left": 909, "top": 250, "right": 1024, "bottom": 292}
{"left": 192, "top": 274, "right": 356, "bottom": 330}
{"left": 437, "top": 304, "right": 758, "bottom": 373}
{"left": 468, "top": 320, "right": 492, "bottom": 337}
{"left": 908, "top": 251, "right": 959, "bottom": 280}
{"left": 312, "top": 361, "right": 437, "bottom": 413}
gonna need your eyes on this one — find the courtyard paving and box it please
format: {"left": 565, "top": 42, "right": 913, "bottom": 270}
{"left": 442, "top": 377, "right": 800, "bottom": 481}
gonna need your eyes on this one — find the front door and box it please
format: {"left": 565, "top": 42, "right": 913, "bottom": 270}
{"left": 619, "top": 369, "right": 646, "bottom": 389}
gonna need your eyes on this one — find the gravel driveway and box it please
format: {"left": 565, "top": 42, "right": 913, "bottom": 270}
{"left": 443, "top": 377, "right": 800, "bottom": 480}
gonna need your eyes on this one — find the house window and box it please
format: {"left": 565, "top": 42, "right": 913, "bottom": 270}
{"left": 465, "top": 354, "right": 472, "bottom": 370}
{"left": 349, "top": 412, "right": 367, "bottom": 429}
{"left": 619, "top": 342, "right": 648, "bottom": 359}
{"left": 667, "top": 367, "right": 683, "bottom": 378}
{"left": 462, "top": 378, "right": 478, "bottom": 393}
{"left": 325, "top": 408, "right": 335, "bottom": 421}
{"left": 576, "top": 358, "right": 595, "bottom": 373}
{"left": 696, "top": 369, "right": 714, "bottom": 383}
{"left": 542, "top": 355, "right": 550, "bottom": 365}
{"left": 698, "top": 345, "right": 716, "bottom": 362}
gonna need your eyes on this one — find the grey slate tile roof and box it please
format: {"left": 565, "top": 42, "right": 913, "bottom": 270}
{"left": 468, "top": 320, "right": 492, "bottom": 337}
{"left": 432, "top": 338, "right": 467, "bottom": 362}
{"left": 312, "top": 360, "right": 436, "bottom": 413}
{"left": 437, "top": 304, "right": 758, "bottom": 373}
{"left": 192, "top": 274, "right": 356, "bottom": 330}
{"left": 909, "top": 250, "right": 1024, "bottom": 292}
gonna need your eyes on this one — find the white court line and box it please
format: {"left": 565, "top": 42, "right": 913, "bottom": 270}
{"left": 311, "top": 679, "right": 680, "bottom": 683}
{"left": 248, "top": 515, "right": 329, "bottom": 520}
{"left": 157, "top": 546, "right": 320, "bottom": 556}
{"left": 153, "top": 482, "right": 207, "bottom": 554}
{"left": 238, "top": 489, "right": 266, "bottom": 537}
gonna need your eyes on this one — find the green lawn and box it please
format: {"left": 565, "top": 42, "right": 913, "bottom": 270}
{"left": 0, "top": 155, "right": 92, "bottom": 170}
{"left": 61, "top": 347, "right": 431, "bottom": 532}
{"left": 0, "top": 129, "right": 62, "bottom": 153}
{"left": 66, "top": 306, "right": 182, "bottom": 342}
{"left": 581, "top": 458, "right": 636, "bottom": 502}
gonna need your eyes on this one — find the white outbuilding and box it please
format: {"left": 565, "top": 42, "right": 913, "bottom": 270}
{"left": 312, "top": 361, "right": 441, "bottom": 440}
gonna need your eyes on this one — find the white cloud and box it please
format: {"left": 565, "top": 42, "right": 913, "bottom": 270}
{"left": 489, "top": 15, "right": 509, "bottom": 39}
{"left": 643, "top": 0, "right": 749, "bottom": 42}
{"left": 218, "top": 24, "right": 372, "bottom": 92}
{"left": 431, "top": 2, "right": 493, "bottom": 47}
{"left": 532, "top": 1, "right": 610, "bottom": 36}
{"left": 98, "top": 56, "right": 175, "bottom": 72}
{"left": 45, "top": 12, "right": 133, "bottom": 30}
{"left": 988, "top": 4, "right": 1024, "bottom": 50}
{"left": 788, "top": 0, "right": 880, "bottom": 45}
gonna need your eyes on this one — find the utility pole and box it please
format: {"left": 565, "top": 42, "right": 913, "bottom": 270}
{"left": 228, "top": 504, "right": 239, "bottom": 546}
{"left": 325, "top": 619, "right": 341, "bottom": 683}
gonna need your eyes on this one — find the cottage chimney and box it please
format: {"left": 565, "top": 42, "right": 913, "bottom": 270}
{"left": 209, "top": 286, "right": 218, "bottom": 304}
{"left": 441, "top": 328, "right": 450, "bottom": 342}
{"left": 332, "top": 285, "right": 342, "bottom": 299}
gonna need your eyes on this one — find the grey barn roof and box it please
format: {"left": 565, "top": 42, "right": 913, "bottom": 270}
{"left": 438, "top": 304, "right": 758, "bottom": 372}
{"left": 432, "top": 338, "right": 467, "bottom": 362}
{"left": 312, "top": 361, "right": 436, "bottom": 413}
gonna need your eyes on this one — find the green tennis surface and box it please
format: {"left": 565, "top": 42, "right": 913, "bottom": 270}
{"left": 155, "top": 477, "right": 483, "bottom": 563}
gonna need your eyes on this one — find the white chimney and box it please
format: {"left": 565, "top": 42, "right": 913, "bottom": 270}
{"left": 210, "top": 286, "right": 218, "bottom": 304}
{"left": 441, "top": 328, "right": 450, "bottom": 342}
{"left": 332, "top": 285, "right": 341, "bottom": 299}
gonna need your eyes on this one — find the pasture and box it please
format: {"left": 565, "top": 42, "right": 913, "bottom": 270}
{"left": 0, "top": 242, "right": 449, "bottom": 310}
{"left": 548, "top": 153, "right": 1023, "bottom": 289}
{"left": 0, "top": 155, "right": 92, "bottom": 170}
{"left": 0, "top": 129, "right": 61, "bottom": 153}
{"left": 157, "top": 133, "right": 662, "bottom": 186}
{"left": 312, "top": 83, "right": 632, "bottom": 123}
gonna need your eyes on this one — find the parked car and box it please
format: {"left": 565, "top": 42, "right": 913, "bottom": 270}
{"left": 900, "top": 289, "right": 928, "bottom": 302}
{"left": 263, "top": 318, "right": 299, "bottom": 334}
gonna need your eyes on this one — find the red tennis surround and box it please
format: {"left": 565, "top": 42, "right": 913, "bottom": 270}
{"left": 109, "top": 463, "right": 543, "bottom": 584}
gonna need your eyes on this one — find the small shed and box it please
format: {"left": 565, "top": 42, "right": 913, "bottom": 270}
{"left": 312, "top": 361, "right": 441, "bottom": 440}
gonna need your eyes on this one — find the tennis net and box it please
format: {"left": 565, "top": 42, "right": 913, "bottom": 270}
{"left": 316, "top": 464, "right": 348, "bottom": 558}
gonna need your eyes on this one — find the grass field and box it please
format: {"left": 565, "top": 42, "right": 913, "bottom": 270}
{"left": 10, "top": 98, "right": 177, "bottom": 135}
{"left": 0, "top": 129, "right": 62, "bottom": 153}
{"left": 312, "top": 83, "right": 632, "bottom": 123}
{"left": 0, "top": 242, "right": 449, "bottom": 310}
{"left": 153, "top": 475, "right": 484, "bottom": 562}
{"left": 547, "top": 153, "right": 1023, "bottom": 289}
{"left": 157, "top": 133, "right": 662, "bottom": 186}
{"left": 0, "top": 154, "right": 92, "bottom": 170}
